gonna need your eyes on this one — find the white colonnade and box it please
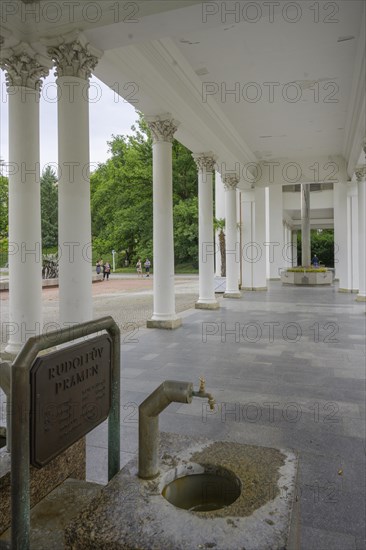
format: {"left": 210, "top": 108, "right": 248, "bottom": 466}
{"left": 355, "top": 166, "right": 366, "bottom": 300}
{"left": 48, "top": 36, "right": 101, "bottom": 327}
{"left": 222, "top": 174, "right": 241, "bottom": 298}
{"left": 193, "top": 155, "right": 219, "bottom": 309}
{"left": 1, "top": 44, "right": 49, "bottom": 354}
{"left": 146, "top": 115, "right": 181, "bottom": 329}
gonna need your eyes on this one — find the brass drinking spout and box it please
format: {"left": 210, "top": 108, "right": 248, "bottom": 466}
{"left": 191, "top": 377, "right": 216, "bottom": 410}
{"left": 138, "top": 379, "right": 216, "bottom": 479}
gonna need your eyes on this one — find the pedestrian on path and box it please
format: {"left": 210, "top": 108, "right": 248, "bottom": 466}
{"left": 144, "top": 258, "right": 151, "bottom": 277}
{"left": 136, "top": 259, "right": 143, "bottom": 278}
{"left": 103, "top": 261, "right": 111, "bottom": 280}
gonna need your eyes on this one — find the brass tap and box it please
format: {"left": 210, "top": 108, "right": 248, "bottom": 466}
{"left": 192, "top": 377, "right": 216, "bottom": 410}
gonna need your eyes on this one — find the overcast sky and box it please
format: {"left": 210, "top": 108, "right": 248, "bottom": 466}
{"left": 0, "top": 69, "right": 138, "bottom": 173}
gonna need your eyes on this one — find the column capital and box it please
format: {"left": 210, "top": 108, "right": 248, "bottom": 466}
{"left": 0, "top": 42, "right": 49, "bottom": 92}
{"left": 192, "top": 154, "right": 216, "bottom": 173}
{"left": 223, "top": 174, "right": 239, "bottom": 191}
{"left": 145, "top": 114, "right": 179, "bottom": 143}
{"left": 47, "top": 33, "right": 101, "bottom": 80}
{"left": 355, "top": 166, "right": 366, "bottom": 183}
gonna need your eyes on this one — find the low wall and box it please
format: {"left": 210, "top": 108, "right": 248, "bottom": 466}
{"left": 281, "top": 270, "right": 333, "bottom": 286}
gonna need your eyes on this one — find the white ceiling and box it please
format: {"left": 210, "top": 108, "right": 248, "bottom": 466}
{"left": 2, "top": 0, "right": 365, "bottom": 183}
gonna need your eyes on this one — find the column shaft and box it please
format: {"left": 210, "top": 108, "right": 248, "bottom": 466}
{"left": 334, "top": 183, "right": 348, "bottom": 288}
{"left": 253, "top": 187, "right": 267, "bottom": 289}
{"left": 6, "top": 87, "right": 42, "bottom": 354}
{"left": 152, "top": 141, "right": 175, "bottom": 319}
{"left": 356, "top": 168, "right": 366, "bottom": 300}
{"left": 346, "top": 183, "right": 359, "bottom": 292}
{"left": 194, "top": 156, "right": 219, "bottom": 309}
{"left": 58, "top": 75, "right": 93, "bottom": 326}
{"left": 292, "top": 231, "right": 298, "bottom": 267}
{"left": 146, "top": 115, "right": 181, "bottom": 329}
{"left": 48, "top": 37, "right": 100, "bottom": 327}
{"left": 267, "top": 185, "right": 284, "bottom": 279}
{"left": 223, "top": 175, "right": 241, "bottom": 298}
{"left": 301, "top": 183, "right": 311, "bottom": 266}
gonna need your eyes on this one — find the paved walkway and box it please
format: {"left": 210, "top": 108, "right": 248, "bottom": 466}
{"left": 86, "top": 280, "right": 365, "bottom": 550}
{"left": 0, "top": 274, "right": 200, "bottom": 355}
{"left": 1, "top": 278, "right": 365, "bottom": 548}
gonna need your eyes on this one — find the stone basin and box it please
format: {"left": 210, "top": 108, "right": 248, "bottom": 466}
{"left": 64, "top": 433, "right": 297, "bottom": 550}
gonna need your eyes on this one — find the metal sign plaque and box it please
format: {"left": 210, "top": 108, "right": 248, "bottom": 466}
{"left": 30, "top": 334, "right": 112, "bottom": 468}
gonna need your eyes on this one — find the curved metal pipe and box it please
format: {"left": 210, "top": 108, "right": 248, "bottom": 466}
{"left": 138, "top": 380, "right": 193, "bottom": 479}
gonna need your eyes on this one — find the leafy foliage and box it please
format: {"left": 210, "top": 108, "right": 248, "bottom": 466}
{"left": 297, "top": 229, "right": 334, "bottom": 267}
{"left": 0, "top": 175, "right": 8, "bottom": 241}
{"left": 41, "top": 166, "right": 58, "bottom": 248}
{"left": 174, "top": 197, "right": 198, "bottom": 268}
{"left": 91, "top": 115, "right": 198, "bottom": 266}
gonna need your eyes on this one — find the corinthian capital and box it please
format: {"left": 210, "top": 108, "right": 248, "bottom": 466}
{"left": 355, "top": 166, "right": 366, "bottom": 183}
{"left": 223, "top": 174, "right": 240, "bottom": 190}
{"left": 0, "top": 43, "right": 49, "bottom": 91}
{"left": 145, "top": 114, "right": 179, "bottom": 143}
{"left": 48, "top": 37, "right": 100, "bottom": 80}
{"left": 192, "top": 154, "right": 216, "bottom": 173}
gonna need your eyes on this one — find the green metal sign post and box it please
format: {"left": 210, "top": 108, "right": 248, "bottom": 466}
{"left": 10, "top": 316, "right": 121, "bottom": 550}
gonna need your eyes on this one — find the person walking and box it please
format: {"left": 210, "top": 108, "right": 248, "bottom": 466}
{"left": 144, "top": 258, "right": 151, "bottom": 277}
{"left": 136, "top": 259, "right": 143, "bottom": 278}
{"left": 103, "top": 261, "right": 111, "bottom": 280}
{"left": 96, "top": 259, "right": 102, "bottom": 275}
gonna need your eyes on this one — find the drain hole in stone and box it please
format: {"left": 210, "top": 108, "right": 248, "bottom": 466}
{"left": 162, "top": 472, "right": 241, "bottom": 512}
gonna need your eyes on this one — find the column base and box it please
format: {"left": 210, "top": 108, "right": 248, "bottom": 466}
{"left": 268, "top": 278, "right": 281, "bottom": 281}
{"left": 356, "top": 294, "right": 366, "bottom": 302}
{"left": 146, "top": 318, "right": 182, "bottom": 330}
{"left": 223, "top": 292, "right": 242, "bottom": 299}
{"left": 242, "top": 287, "right": 267, "bottom": 291}
{"left": 195, "top": 300, "right": 220, "bottom": 310}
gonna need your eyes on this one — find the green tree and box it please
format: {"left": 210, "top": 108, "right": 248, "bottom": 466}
{"left": 173, "top": 197, "right": 199, "bottom": 267}
{"left": 0, "top": 174, "right": 8, "bottom": 240}
{"left": 297, "top": 229, "right": 334, "bottom": 267}
{"left": 41, "top": 166, "right": 58, "bottom": 248}
{"left": 91, "top": 114, "right": 199, "bottom": 267}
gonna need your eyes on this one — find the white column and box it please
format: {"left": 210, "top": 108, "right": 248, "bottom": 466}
{"left": 48, "top": 37, "right": 100, "bottom": 327}
{"left": 241, "top": 190, "right": 254, "bottom": 290}
{"left": 333, "top": 182, "right": 348, "bottom": 287}
{"left": 292, "top": 231, "right": 298, "bottom": 267}
{"left": 223, "top": 174, "right": 241, "bottom": 298}
{"left": 267, "top": 184, "right": 284, "bottom": 279}
{"left": 285, "top": 224, "right": 292, "bottom": 267}
{"left": 146, "top": 115, "right": 181, "bottom": 329}
{"left": 215, "top": 171, "right": 225, "bottom": 277}
{"left": 355, "top": 166, "right": 366, "bottom": 301}
{"left": 193, "top": 155, "right": 219, "bottom": 309}
{"left": 253, "top": 187, "right": 267, "bottom": 289}
{"left": 301, "top": 183, "right": 311, "bottom": 266}
{"left": 346, "top": 182, "right": 359, "bottom": 292}
{"left": 1, "top": 44, "right": 49, "bottom": 355}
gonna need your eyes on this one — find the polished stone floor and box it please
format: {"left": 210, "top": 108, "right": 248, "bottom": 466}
{"left": 86, "top": 281, "right": 365, "bottom": 550}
